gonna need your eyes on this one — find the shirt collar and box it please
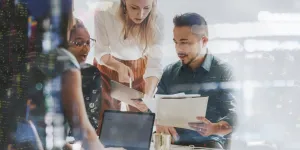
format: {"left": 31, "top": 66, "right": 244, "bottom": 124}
{"left": 201, "top": 52, "right": 213, "bottom": 72}
{"left": 181, "top": 51, "right": 214, "bottom": 72}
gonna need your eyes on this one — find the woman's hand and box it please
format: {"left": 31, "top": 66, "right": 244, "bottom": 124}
{"left": 131, "top": 95, "right": 152, "bottom": 112}
{"left": 99, "top": 54, "right": 134, "bottom": 83}
{"left": 63, "top": 143, "right": 73, "bottom": 150}
{"left": 132, "top": 100, "right": 149, "bottom": 112}
{"left": 115, "top": 63, "right": 134, "bottom": 83}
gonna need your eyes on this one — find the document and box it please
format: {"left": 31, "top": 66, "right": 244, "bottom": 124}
{"left": 143, "top": 97, "right": 158, "bottom": 113}
{"left": 143, "top": 93, "right": 201, "bottom": 114}
{"left": 110, "top": 80, "right": 144, "bottom": 106}
{"left": 155, "top": 93, "right": 201, "bottom": 99}
{"left": 155, "top": 95, "right": 209, "bottom": 130}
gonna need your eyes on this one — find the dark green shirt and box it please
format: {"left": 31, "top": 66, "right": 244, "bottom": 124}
{"left": 157, "top": 53, "right": 237, "bottom": 145}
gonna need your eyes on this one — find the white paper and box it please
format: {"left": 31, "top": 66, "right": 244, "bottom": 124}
{"left": 110, "top": 80, "right": 144, "bottom": 106}
{"left": 143, "top": 97, "right": 158, "bottom": 113}
{"left": 155, "top": 93, "right": 201, "bottom": 99}
{"left": 155, "top": 93, "right": 185, "bottom": 99}
{"left": 156, "top": 96, "right": 209, "bottom": 130}
{"left": 116, "top": 98, "right": 137, "bottom": 106}
{"left": 144, "top": 93, "right": 193, "bottom": 113}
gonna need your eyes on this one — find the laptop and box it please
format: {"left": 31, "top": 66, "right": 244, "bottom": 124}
{"left": 99, "top": 110, "right": 155, "bottom": 150}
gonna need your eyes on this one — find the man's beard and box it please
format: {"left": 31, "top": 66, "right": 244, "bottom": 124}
{"left": 185, "top": 48, "right": 207, "bottom": 66}
{"left": 186, "top": 52, "right": 199, "bottom": 66}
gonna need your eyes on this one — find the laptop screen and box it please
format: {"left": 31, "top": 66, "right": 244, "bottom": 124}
{"left": 99, "top": 110, "right": 155, "bottom": 150}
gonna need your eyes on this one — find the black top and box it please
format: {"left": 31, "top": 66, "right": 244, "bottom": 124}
{"left": 68, "top": 63, "right": 102, "bottom": 138}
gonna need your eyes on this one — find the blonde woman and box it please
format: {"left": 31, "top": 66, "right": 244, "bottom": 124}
{"left": 94, "top": 0, "right": 164, "bottom": 133}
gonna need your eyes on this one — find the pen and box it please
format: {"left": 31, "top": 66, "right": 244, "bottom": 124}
{"left": 129, "top": 78, "right": 132, "bottom": 88}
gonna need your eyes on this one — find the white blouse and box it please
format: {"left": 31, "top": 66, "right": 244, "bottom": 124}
{"left": 94, "top": 1, "right": 164, "bottom": 79}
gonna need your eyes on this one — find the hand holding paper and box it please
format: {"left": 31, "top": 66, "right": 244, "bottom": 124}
{"left": 155, "top": 94, "right": 209, "bottom": 130}
{"left": 188, "top": 116, "right": 219, "bottom": 136}
{"left": 110, "top": 80, "right": 144, "bottom": 105}
{"left": 132, "top": 100, "right": 149, "bottom": 112}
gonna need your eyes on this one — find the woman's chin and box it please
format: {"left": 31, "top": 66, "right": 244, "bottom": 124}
{"left": 132, "top": 19, "right": 144, "bottom": 24}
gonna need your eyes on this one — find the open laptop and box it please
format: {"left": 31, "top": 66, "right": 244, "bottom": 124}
{"left": 99, "top": 110, "right": 155, "bottom": 150}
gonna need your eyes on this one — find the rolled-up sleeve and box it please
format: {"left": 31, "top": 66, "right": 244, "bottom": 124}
{"left": 144, "top": 15, "right": 164, "bottom": 79}
{"left": 94, "top": 10, "right": 110, "bottom": 65}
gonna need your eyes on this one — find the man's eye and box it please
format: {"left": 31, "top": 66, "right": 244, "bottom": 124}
{"left": 131, "top": 7, "right": 138, "bottom": 10}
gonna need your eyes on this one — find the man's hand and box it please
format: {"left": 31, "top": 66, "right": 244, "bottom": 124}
{"left": 188, "top": 117, "right": 219, "bottom": 137}
{"left": 156, "top": 125, "right": 179, "bottom": 143}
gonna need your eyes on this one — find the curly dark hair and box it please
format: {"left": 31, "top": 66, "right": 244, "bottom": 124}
{"left": 69, "top": 18, "right": 88, "bottom": 39}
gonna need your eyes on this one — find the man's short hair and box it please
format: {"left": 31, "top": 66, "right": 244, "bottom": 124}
{"left": 173, "top": 13, "right": 208, "bottom": 37}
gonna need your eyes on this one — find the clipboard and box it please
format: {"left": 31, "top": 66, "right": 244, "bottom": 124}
{"left": 110, "top": 80, "right": 144, "bottom": 105}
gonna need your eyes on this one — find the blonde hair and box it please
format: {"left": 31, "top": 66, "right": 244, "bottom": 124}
{"left": 117, "top": 0, "right": 157, "bottom": 51}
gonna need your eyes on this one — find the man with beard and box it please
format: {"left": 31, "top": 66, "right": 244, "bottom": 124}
{"left": 155, "top": 13, "right": 238, "bottom": 149}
